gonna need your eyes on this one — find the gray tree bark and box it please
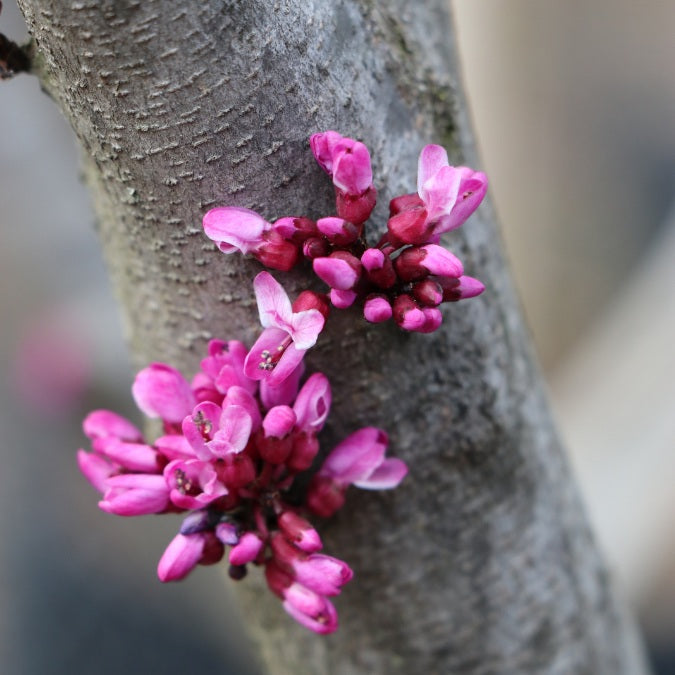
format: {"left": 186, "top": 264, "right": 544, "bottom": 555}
{"left": 17, "top": 1, "right": 647, "bottom": 673}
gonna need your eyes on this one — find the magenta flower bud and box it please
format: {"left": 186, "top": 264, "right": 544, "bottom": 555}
{"left": 335, "top": 185, "right": 377, "bottom": 226}
{"left": 217, "top": 452, "right": 256, "bottom": 489}
{"left": 270, "top": 532, "right": 305, "bottom": 569}
{"left": 77, "top": 449, "right": 114, "bottom": 493}
{"left": 302, "top": 236, "right": 330, "bottom": 259}
{"left": 361, "top": 248, "right": 396, "bottom": 288}
{"left": 439, "top": 275, "right": 486, "bottom": 302}
{"left": 389, "top": 192, "right": 424, "bottom": 217}
{"left": 329, "top": 289, "right": 357, "bottom": 309}
{"left": 332, "top": 140, "right": 373, "bottom": 195}
{"left": 444, "top": 167, "right": 488, "bottom": 231}
{"left": 306, "top": 475, "right": 346, "bottom": 518}
{"left": 202, "top": 206, "right": 270, "bottom": 254}
{"left": 416, "top": 307, "right": 443, "bottom": 334}
{"left": 386, "top": 205, "right": 431, "bottom": 246}
{"left": 157, "top": 533, "right": 205, "bottom": 582}
{"left": 215, "top": 522, "right": 240, "bottom": 546}
{"left": 313, "top": 252, "right": 361, "bottom": 291}
{"left": 392, "top": 294, "right": 426, "bottom": 331}
{"left": 278, "top": 511, "right": 323, "bottom": 553}
{"left": 253, "top": 231, "right": 299, "bottom": 272}
{"left": 229, "top": 532, "right": 264, "bottom": 566}
{"left": 287, "top": 432, "right": 320, "bottom": 472}
{"left": 292, "top": 553, "right": 353, "bottom": 596}
{"left": 293, "top": 373, "right": 331, "bottom": 433}
{"left": 309, "top": 131, "right": 344, "bottom": 174}
{"left": 316, "top": 217, "right": 361, "bottom": 246}
{"left": 99, "top": 474, "right": 170, "bottom": 516}
{"left": 394, "top": 245, "right": 463, "bottom": 282}
{"left": 263, "top": 405, "right": 296, "bottom": 438}
{"left": 292, "top": 291, "right": 331, "bottom": 322}
{"left": 412, "top": 279, "right": 443, "bottom": 307}
{"left": 363, "top": 295, "right": 393, "bottom": 323}
{"left": 283, "top": 590, "right": 339, "bottom": 635}
{"left": 272, "top": 216, "right": 317, "bottom": 244}
{"left": 83, "top": 410, "right": 142, "bottom": 442}
{"left": 132, "top": 363, "right": 196, "bottom": 424}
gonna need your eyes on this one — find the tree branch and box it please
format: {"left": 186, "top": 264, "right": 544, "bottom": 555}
{"left": 17, "top": 1, "right": 647, "bottom": 672}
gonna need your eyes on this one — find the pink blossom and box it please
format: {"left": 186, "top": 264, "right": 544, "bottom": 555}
{"left": 439, "top": 275, "right": 486, "bottom": 302}
{"left": 417, "top": 144, "right": 487, "bottom": 235}
{"left": 310, "top": 131, "right": 373, "bottom": 193}
{"left": 244, "top": 272, "right": 325, "bottom": 385}
{"left": 394, "top": 244, "right": 464, "bottom": 282}
{"left": 278, "top": 511, "right": 322, "bottom": 553}
{"left": 99, "top": 474, "right": 170, "bottom": 516}
{"left": 132, "top": 363, "right": 196, "bottom": 425}
{"left": 308, "top": 428, "right": 407, "bottom": 517}
{"left": 164, "top": 458, "right": 228, "bottom": 509}
{"left": 200, "top": 339, "right": 256, "bottom": 396}
{"left": 329, "top": 289, "right": 357, "bottom": 309}
{"left": 202, "top": 206, "right": 271, "bottom": 254}
{"left": 77, "top": 449, "right": 115, "bottom": 493}
{"left": 293, "top": 373, "right": 331, "bottom": 434}
{"left": 182, "top": 402, "right": 252, "bottom": 459}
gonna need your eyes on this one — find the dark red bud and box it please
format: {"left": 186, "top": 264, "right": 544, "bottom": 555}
{"left": 306, "top": 475, "right": 346, "bottom": 518}
{"left": 393, "top": 246, "right": 428, "bottom": 282}
{"left": 302, "top": 236, "right": 330, "bottom": 259}
{"left": 335, "top": 185, "right": 377, "bottom": 226}
{"left": 412, "top": 279, "right": 443, "bottom": 307}
{"left": 287, "top": 432, "right": 320, "bottom": 472}
{"left": 292, "top": 290, "right": 331, "bottom": 321}
{"left": 387, "top": 207, "right": 431, "bottom": 246}
{"left": 254, "top": 232, "right": 299, "bottom": 271}
{"left": 199, "top": 533, "right": 225, "bottom": 566}
{"left": 217, "top": 454, "right": 256, "bottom": 489}
{"left": 389, "top": 192, "right": 424, "bottom": 217}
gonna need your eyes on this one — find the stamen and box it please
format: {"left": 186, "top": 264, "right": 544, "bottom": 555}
{"left": 258, "top": 337, "right": 292, "bottom": 371}
{"left": 192, "top": 410, "right": 212, "bottom": 440}
{"left": 174, "top": 469, "right": 194, "bottom": 495}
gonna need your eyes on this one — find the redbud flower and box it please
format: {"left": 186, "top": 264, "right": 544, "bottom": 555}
{"left": 244, "top": 272, "right": 325, "bottom": 386}
{"left": 99, "top": 474, "right": 170, "bottom": 516}
{"left": 132, "top": 363, "right": 196, "bottom": 425}
{"left": 157, "top": 532, "right": 225, "bottom": 582}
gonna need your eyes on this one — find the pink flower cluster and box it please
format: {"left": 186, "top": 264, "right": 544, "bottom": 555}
{"left": 203, "top": 132, "right": 487, "bottom": 333}
{"left": 77, "top": 274, "right": 406, "bottom": 635}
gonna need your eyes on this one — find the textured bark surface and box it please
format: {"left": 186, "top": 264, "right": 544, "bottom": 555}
{"left": 18, "top": 1, "right": 647, "bottom": 673}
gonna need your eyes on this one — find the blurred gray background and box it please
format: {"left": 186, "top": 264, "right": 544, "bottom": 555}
{"left": 1, "top": 1, "right": 674, "bottom": 672}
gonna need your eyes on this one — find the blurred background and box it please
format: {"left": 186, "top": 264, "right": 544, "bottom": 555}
{"left": 1, "top": 1, "right": 673, "bottom": 672}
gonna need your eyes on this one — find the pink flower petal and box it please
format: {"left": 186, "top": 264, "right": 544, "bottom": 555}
{"left": 417, "top": 144, "right": 450, "bottom": 195}
{"left": 353, "top": 457, "right": 408, "bottom": 490}
{"left": 83, "top": 410, "right": 142, "bottom": 442}
{"left": 202, "top": 206, "right": 269, "bottom": 254}
{"left": 132, "top": 363, "right": 196, "bottom": 424}
{"left": 253, "top": 272, "right": 293, "bottom": 329}
{"left": 293, "top": 373, "right": 331, "bottom": 433}
{"left": 320, "top": 428, "right": 388, "bottom": 484}
{"left": 77, "top": 450, "right": 114, "bottom": 493}
{"left": 289, "top": 309, "right": 325, "bottom": 350}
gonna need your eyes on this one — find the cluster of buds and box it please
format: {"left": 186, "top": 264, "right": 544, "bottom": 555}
{"left": 77, "top": 274, "right": 406, "bottom": 634}
{"left": 203, "top": 132, "right": 487, "bottom": 333}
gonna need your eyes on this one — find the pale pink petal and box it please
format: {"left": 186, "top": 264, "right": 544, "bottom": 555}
{"left": 157, "top": 533, "right": 205, "bottom": 582}
{"left": 329, "top": 289, "right": 357, "bottom": 309}
{"left": 332, "top": 141, "right": 372, "bottom": 194}
{"left": 293, "top": 373, "right": 331, "bottom": 433}
{"left": 95, "top": 439, "right": 159, "bottom": 473}
{"left": 289, "top": 309, "right": 324, "bottom": 350}
{"left": 353, "top": 457, "right": 408, "bottom": 490}
{"left": 263, "top": 405, "right": 296, "bottom": 438}
{"left": 313, "top": 257, "right": 359, "bottom": 291}
{"left": 209, "top": 405, "right": 252, "bottom": 456}
{"left": 77, "top": 450, "right": 114, "bottom": 493}
{"left": 202, "top": 206, "right": 269, "bottom": 254}
{"left": 222, "top": 386, "right": 262, "bottom": 431}
{"left": 320, "top": 428, "right": 388, "bottom": 484}
{"left": 132, "top": 363, "right": 196, "bottom": 424}
{"left": 282, "top": 594, "right": 338, "bottom": 635}
{"left": 309, "top": 130, "right": 344, "bottom": 174}
{"left": 442, "top": 168, "right": 488, "bottom": 231}
{"left": 99, "top": 474, "right": 170, "bottom": 516}
{"left": 254, "top": 272, "right": 293, "bottom": 329}
{"left": 420, "top": 164, "right": 461, "bottom": 223}
{"left": 154, "top": 434, "right": 195, "bottom": 461}
{"left": 244, "top": 327, "right": 289, "bottom": 381}
{"left": 417, "top": 144, "right": 450, "bottom": 195}
{"left": 83, "top": 410, "right": 142, "bottom": 442}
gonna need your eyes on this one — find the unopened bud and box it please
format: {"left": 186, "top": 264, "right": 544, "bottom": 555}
{"left": 335, "top": 185, "right": 377, "bottom": 225}
{"left": 316, "top": 217, "right": 362, "bottom": 246}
